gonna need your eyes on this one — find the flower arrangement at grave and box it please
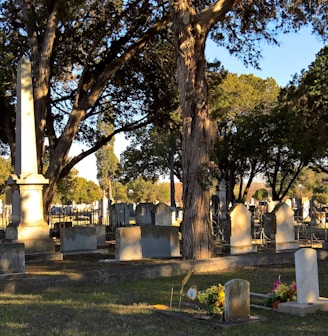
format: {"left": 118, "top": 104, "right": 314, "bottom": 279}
{"left": 197, "top": 284, "right": 225, "bottom": 317}
{"left": 197, "top": 161, "right": 220, "bottom": 190}
{"left": 264, "top": 276, "right": 297, "bottom": 307}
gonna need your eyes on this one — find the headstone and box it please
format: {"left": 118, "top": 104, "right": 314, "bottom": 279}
{"left": 274, "top": 203, "right": 299, "bottom": 251}
{"left": 135, "top": 203, "right": 154, "bottom": 225}
{"left": 5, "top": 57, "right": 56, "bottom": 255}
{"left": 99, "top": 195, "right": 109, "bottom": 225}
{"left": 295, "top": 248, "right": 319, "bottom": 303}
{"left": 278, "top": 248, "right": 328, "bottom": 315}
{"left": 302, "top": 197, "right": 310, "bottom": 222}
{"left": 115, "top": 225, "right": 180, "bottom": 260}
{"left": 229, "top": 203, "right": 257, "bottom": 255}
{"left": 218, "top": 180, "right": 227, "bottom": 221}
{"left": 110, "top": 203, "right": 131, "bottom": 228}
{"left": 224, "top": 279, "right": 250, "bottom": 321}
{"left": 60, "top": 226, "right": 97, "bottom": 254}
{"left": 153, "top": 203, "right": 172, "bottom": 226}
{"left": 0, "top": 243, "right": 25, "bottom": 274}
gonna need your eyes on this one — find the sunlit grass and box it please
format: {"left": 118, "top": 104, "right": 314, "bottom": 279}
{"left": 0, "top": 262, "right": 328, "bottom": 335}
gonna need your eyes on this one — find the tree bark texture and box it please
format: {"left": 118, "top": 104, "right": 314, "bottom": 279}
{"left": 170, "top": 1, "right": 218, "bottom": 259}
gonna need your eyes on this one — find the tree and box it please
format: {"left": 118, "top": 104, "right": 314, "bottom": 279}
{"left": 169, "top": 0, "right": 326, "bottom": 259}
{"left": 0, "top": 156, "right": 11, "bottom": 199}
{"left": 0, "top": 0, "right": 171, "bottom": 217}
{"left": 263, "top": 46, "right": 328, "bottom": 201}
{"left": 211, "top": 73, "right": 279, "bottom": 204}
{"left": 121, "top": 113, "right": 182, "bottom": 207}
{"left": 95, "top": 121, "right": 119, "bottom": 201}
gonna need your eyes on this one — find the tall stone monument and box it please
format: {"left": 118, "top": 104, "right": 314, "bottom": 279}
{"left": 5, "top": 57, "right": 55, "bottom": 254}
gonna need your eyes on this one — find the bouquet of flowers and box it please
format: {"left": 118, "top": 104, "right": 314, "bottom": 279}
{"left": 264, "top": 276, "right": 297, "bottom": 307}
{"left": 197, "top": 283, "right": 225, "bottom": 316}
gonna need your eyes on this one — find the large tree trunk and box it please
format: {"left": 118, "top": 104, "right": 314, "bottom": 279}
{"left": 170, "top": 2, "right": 216, "bottom": 259}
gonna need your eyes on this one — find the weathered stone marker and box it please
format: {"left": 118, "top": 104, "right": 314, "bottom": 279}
{"left": 224, "top": 279, "right": 250, "bottom": 321}
{"left": 5, "top": 57, "right": 55, "bottom": 254}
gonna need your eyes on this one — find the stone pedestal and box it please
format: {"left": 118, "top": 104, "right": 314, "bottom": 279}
{"left": 5, "top": 57, "right": 55, "bottom": 256}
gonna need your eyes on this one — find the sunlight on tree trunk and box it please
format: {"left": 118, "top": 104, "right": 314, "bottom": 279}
{"left": 170, "top": 1, "right": 217, "bottom": 259}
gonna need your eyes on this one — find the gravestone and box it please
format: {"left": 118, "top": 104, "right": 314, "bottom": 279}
{"left": 110, "top": 203, "right": 131, "bottom": 228}
{"left": 115, "top": 225, "right": 180, "bottom": 260}
{"left": 278, "top": 248, "right": 328, "bottom": 315}
{"left": 5, "top": 57, "right": 56, "bottom": 256}
{"left": 99, "top": 195, "right": 109, "bottom": 225}
{"left": 154, "top": 203, "right": 172, "bottom": 226}
{"left": 135, "top": 203, "right": 154, "bottom": 225}
{"left": 229, "top": 203, "right": 257, "bottom": 255}
{"left": 273, "top": 203, "right": 299, "bottom": 251}
{"left": 295, "top": 248, "right": 319, "bottom": 303}
{"left": 302, "top": 197, "right": 310, "bottom": 222}
{"left": 60, "top": 226, "right": 97, "bottom": 254}
{"left": 224, "top": 279, "right": 250, "bottom": 321}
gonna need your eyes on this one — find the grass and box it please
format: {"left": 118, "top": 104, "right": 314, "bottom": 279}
{"left": 0, "top": 261, "right": 328, "bottom": 335}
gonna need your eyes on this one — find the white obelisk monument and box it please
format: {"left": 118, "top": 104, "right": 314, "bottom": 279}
{"left": 6, "top": 56, "right": 55, "bottom": 254}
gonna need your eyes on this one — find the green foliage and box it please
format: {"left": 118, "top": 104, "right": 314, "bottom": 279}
{"left": 126, "top": 177, "right": 170, "bottom": 204}
{"left": 211, "top": 73, "right": 280, "bottom": 203}
{"left": 0, "top": 156, "right": 11, "bottom": 199}
{"left": 253, "top": 188, "right": 269, "bottom": 201}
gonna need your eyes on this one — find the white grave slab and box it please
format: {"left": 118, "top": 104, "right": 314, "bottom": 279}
{"left": 295, "top": 248, "right": 319, "bottom": 303}
{"left": 278, "top": 248, "right": 328, "bottom": 316}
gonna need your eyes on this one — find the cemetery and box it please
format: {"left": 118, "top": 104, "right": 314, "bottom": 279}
{"left": 0, "top": 2, "right": 327, "bottom": 334}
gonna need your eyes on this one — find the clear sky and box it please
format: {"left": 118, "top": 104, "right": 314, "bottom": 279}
{"left": 206, "top": 26, "right": 325, "bottom": 87}
{"left": 74, "top": 27, "right": 326, "bottom": 184}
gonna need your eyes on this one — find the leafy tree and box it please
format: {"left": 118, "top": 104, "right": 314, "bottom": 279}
{"left": 73, "top": 178, "right": 102, "bottom": 204}
{"left": 127, "top": 177, "right": 170, "bottom": 204}
{"left": 121, "top": 111, "right": 181, "bottom": 207}
{"left": 263, "top": 46, "right": 328, "bottom": 201}
{"left": 53, "top": 167, "right": 79, "bottom": 205}
{"left": 0, "top": 0, "right": 171, "bottom": 217}
{"left": 0, "top": 156, "right": 11, "bottom": 199}
{"left": 212, "top": 73, "right": 280, "bottom": 204}
{"left": 95, "top": 120, "right": 119, "bottom": 201}
{"left": 169, "top": 0, "right": 326, "bottom": 259}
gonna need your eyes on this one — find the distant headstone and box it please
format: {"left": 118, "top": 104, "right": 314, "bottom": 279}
{"left": 135, "top": 203, "right": 154, "bottom": 225}
{"left": 274, "top": 203, "right": 299, "bottom": 251}
{"left": 115, "top": 225, "right": 180, "bottom": 260}
{"left": 229, "top": 203, "right": 257, "bottom": 255}
{"left": 224, "top": 279, "right": 250, "bottom": 321}
{"left": 295, "top": 248, "right": 319, "bottom": 304}
{"left": 110, "top": 203, "right": 131, "bottom": 228}
{"left": 60, "top": 226, "right": 97, "bottom": 254}
{"left": 154, "top": 203, "right": 172, "bottom": 226}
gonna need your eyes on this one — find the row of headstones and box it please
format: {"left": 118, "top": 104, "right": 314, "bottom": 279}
{"left": 223, "top": 248, "right": 327, "bottom": 321}
{"left": 110, "top": 202, "right": 182, "bottom": 228}
{"left": 229, "top": 202, "right": 299, "bottom": 254}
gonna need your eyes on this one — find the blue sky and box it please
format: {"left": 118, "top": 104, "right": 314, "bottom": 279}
{"left": 206, "top": 26, "right": 325, "bottom": 87}
{"left": 76, "top": 27, "right": 326, "bottom": 183}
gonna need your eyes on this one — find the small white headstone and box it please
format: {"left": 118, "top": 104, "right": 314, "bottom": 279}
{"left": 295, "top": 248, "right": 319, "bottom": 304}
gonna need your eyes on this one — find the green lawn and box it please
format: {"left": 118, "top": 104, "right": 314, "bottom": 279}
{"left": 0, "top": 261, "right": 328, "bottom": 335}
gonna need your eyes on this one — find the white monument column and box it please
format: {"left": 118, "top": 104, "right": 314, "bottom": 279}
{"left": 6, "top": 57, "right": 55, "bottom": 254}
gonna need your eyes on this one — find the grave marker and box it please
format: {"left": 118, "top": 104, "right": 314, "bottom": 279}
{"left": 224, "top": 279, "right": 250, "bottom": 321}
{"left": 229, "top": 203, "right": 257, "bottom": 255}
